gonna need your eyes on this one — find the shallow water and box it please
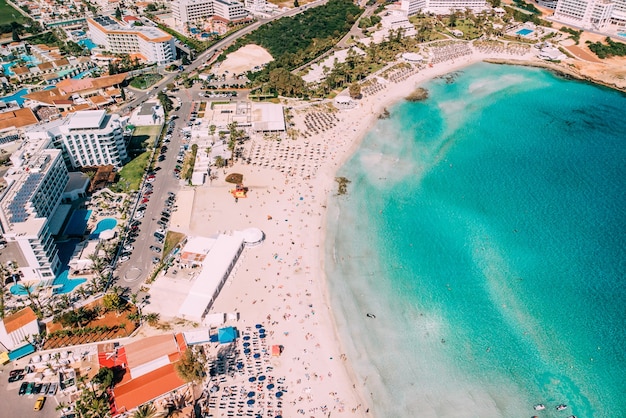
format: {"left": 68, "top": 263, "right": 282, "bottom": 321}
{"left": 326, "top": 63, "right": 626, "bottom": 418}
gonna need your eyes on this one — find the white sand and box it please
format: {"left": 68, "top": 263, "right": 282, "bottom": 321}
{"left": 179, "top": 46, "right": 541, "bottom": 417}
{"left": 214, "top": 44, "right": 274, "bottom": 75}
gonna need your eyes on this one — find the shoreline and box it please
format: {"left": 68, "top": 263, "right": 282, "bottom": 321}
{"left": 151, "top": 47, "right": 625, "bottom": 417}
{"left": 484, "top": 57, "right": 626, "bottom": 94}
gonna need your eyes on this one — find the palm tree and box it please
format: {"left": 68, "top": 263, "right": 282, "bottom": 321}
{"left": 132, "top": 403, "right": 158, "bottom": 418}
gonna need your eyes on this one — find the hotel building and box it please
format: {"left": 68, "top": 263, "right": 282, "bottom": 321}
{"left": 24, "top": 110, "right": 129, "bottom": 170}
{"left": 172, "top": 0, "right": 248, "bottom": 26}
{"left": 87, "top": 16, "right": 175, "bottom": 65}
{"left": 400, "top": 0, "right": 487, "bottom": 15}
{"left": 554, "top": 0, "right": 615, "bottom": 29}
{"left": 0, "top": 147, "right": 69, "bottom": 282}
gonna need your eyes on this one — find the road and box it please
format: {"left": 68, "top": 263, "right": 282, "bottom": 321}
{"left": 112, "top": 0, "right": 331, "bottom": 295}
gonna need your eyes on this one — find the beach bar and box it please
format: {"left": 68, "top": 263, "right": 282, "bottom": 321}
{"left": 178, "top": 234, "right": 244, "bottom": 323}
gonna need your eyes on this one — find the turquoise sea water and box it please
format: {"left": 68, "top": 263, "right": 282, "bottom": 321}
{"left": 325, "top": 63, "right": 626, "bottom": 418}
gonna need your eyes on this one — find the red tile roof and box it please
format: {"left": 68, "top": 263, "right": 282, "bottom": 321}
{"left": 3, "top": 307, "right": 37, "bottom": 333}
{"left": 112, "top": 363, "right": 187, "bottom": 414}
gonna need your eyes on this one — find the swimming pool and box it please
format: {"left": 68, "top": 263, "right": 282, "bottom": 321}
{"left": 91, "top": 218, "right": 117, "bottom": 238}
{"left": 516, "top": 28, "right": 534, "bottom": 36}
{"left": 0, "top": 88, "right": 29, "bottom": 105}
{"left": 52, "top": 269, "right": 87, "bottom": 294}
{"left": 78, "top": 39, "right": 97, "bottom": 50}
{"left": 72, "top": 68, "right": 95, "bottom": 79}
{"left": 618, "top": 32, "right": 626, "bottom": 38}
{"left": 64, "top": 209, "right": 92, "bottom": 236}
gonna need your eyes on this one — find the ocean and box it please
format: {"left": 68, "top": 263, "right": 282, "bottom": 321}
{"left": 325, "top": 63, "right": 626, "bottom": 418}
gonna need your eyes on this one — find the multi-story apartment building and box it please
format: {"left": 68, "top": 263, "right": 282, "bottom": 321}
{"left": 400, "top": 0, "right": 487, "bottom": 15}
{"left": 87, "top": 16, "right": 175, "bottom": 65}
{"left": 172, "top": 0, "right": 248, "bottom": 27}
{"left": 554, "top": 0, "right": 615, "bottom": 29}
{"left": 612, "top": 0, "right": 626, "bottom": 24}
{"left": 24, "top": 110, "right": 129, "bottom": 170}
{"left": 0, "top": 147, "right": 69, "bottom": 283}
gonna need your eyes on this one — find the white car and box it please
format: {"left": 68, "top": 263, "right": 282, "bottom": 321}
{"left": 133, "top": 211, "right": 144, "bottom": 220}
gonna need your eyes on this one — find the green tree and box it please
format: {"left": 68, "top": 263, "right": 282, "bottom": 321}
{"left": 92, "top": 366, "right": 115, "bottom": 389}
{"left": 294, "top": 0, "right": 300, "bottom": 7}
{"left": 158, "top": 92, "right": 173, "bottom": 112}
{"left": 115, "top": 7, "right": 122, "bottom": 21}
{"left": 175, "top": 349, "right": 206, "bottom": 383}
{"left": 348, "top": 82, "right": 361, "bottom": 99}
{"left": 132, "top": 403, "right": 158, "bottom": 418}
{"left": 102, "top": 292, "right": 126, "bottom": 313}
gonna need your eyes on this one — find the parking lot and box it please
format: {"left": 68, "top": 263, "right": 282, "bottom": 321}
{"left": 1, "top": 367, "right": 65, "bottom": 418}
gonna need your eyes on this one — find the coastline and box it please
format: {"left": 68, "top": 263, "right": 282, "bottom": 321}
{"left": 484, "top": 57, "right": 626, "bottom": 93}
{"left": 160, "top": 46, "right": 626, "bottom": 417}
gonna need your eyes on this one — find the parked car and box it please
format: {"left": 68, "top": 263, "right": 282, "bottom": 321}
{"left": 33, "top": 382, "right": 43, "bottom": 394}
{"left": 25, "top": 381, "right": 34, "bottom": 395}
{"left": 19, "top": 382, "right": 28, "bottom": 395}
{"left": 152, "top": 257, "right": 161, "bottom": 264}
{"left": 150, "top": 246, "right": 162, "bottom": 253}
{"left": 8, "top": 373, "right": 25, "bottom": 382}
{"left": 33, "top": 396, "right": 46, "bottom": 411}
{"left": 47, "top": 382, "right": 58, "bottom": 396}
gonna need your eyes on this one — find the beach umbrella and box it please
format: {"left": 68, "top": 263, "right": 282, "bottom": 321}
{"left": 237, "top": 362, "right": 244, "bottom": 370}
{"left": 259, "top": 334, "right": 266, "bottom": 339}
{"left": 247, "top": 391, "right": 255, "bottom": 398}
{"left": 243, "top": 335, "right": 250, "bottom": 341}
{"left": 258, "top": 375, "right": 266, "bottom": 381}
{"left": 267, "top": 383, "right": 274, "bottom": 390}
{"left": 248, "top": 377, "right": 256, "bottom": 382}
{"left": 243, "top": 342, "right": 250, "bottom": 347}
{"left": 253, "top": 353, "right": 260, "bottom": 359}
{"left": 259, "top": 328, "right": 265, "bottom": 333}
{"left": 247, "top": 399, "right": 255, "bottom": 405}
{"left": 244, "top": 348, "right": 251, "bottom": 354}
{"left": 276, "top": 391, "right": 283, "bottom": 398}
{"left": 255, "top": 324, "right": 262, "bottom": 329}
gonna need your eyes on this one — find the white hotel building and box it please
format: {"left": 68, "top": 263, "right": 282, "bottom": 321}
{"left": 554, "top": 0, "right": 626, "bottom": 29}
{"left": 172, "top": 0, "right": 249, "bottom": 26}
{"left": 87, "top": 16, "right": 175, "bottom": 65}
{"left": 24, "top": 110, "right": 129, "bottom": 170}
{"left": 401, "top": 0, "right": 488, "bottom": 15}
{"left": 554, "top": 0, "right": 614, "bottom": 29}
{"left": 0, "top": 148, "right": 68, "bottom": 282}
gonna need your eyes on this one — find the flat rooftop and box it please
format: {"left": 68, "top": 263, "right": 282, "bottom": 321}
{"left": 67, "top": 110, "right": 106, "bottom": 130}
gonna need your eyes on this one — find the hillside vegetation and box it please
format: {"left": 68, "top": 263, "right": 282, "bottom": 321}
{"left": 224, "top": 0, "right": 361, "bottom": 72}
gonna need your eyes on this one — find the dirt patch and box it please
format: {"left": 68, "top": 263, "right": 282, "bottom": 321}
{"left": 44, "top": 298, "right": 139, "bottom": 349}
{"left": 565, "top": 45, "right": 602, "bottom": 63}
{"left": 214, "top": 44, "right": 273, "bottom": 75}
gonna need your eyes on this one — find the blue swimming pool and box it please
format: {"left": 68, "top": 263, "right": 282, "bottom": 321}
{"left": 618, "top": 32, "right": 626, "bottom": 38}
{"left": 72, "top": 68, "right": 95, "bottom": 79}
{"left": 0, "top": 88, "right": 29, "bottom": 105}
{"left": 78, "top": 39, "right": 97, "bottom": 50}
{"left": 64, "top": 209, "right": 92, "bottom": 236}
{"left": 10, "top": 283, "right": 36, "bottom": 295}
{"left": 516, "top": 28, "right": 534, "bottom": 36}
{"left": 91, "top": 218, "right": 117, "bottom": 238}
{"left": 52, "top": 269, "right": 87, "bottom": 294}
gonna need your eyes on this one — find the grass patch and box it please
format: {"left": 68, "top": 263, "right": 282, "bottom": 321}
{"left": 117, "top": 152, "right": 150, "bottom": 191}
{"left": 128, "top": 125, "right": 161, "bottom": 156}
{"left": 129, "top": 73, "right": 163, "bottom": 89}
{"left": 225, "top": 173, "right": 243, "bottom": 184}
{"left": 0, "top": 0, "right": 25, "bottom": 25}
{"left": 164, "top": 231, "right": 186, "bottom": 258}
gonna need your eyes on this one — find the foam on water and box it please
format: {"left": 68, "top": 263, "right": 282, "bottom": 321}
{"left": 326, "top": 63, "right": 626, "bottom": 417}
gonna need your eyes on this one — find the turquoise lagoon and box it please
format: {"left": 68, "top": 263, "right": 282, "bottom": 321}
{"left": 325, "top": 63, "right": 626, "bottom": 417}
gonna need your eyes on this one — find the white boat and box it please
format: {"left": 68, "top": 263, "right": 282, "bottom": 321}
{"left": 534, "top": 404, "right": 546, "bottom": 410}
{"left": 556, "top": 404, "right": 568, "bottom": 411}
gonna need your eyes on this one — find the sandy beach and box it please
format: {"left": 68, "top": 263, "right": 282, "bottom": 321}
{"left": 152, "top": 41, "right": 626, "bottom": 417}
